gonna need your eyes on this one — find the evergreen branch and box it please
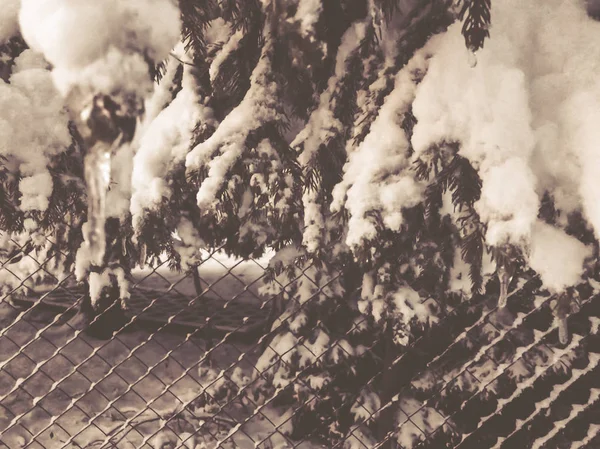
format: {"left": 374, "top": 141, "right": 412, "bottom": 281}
{"left": 459, "top": 0, "right": 492, "bottom": 52}
{"left": 375, "top": 0, "right": 403, "bottom": 22}
{"left": 461, "top": 224, "right": 485, "bottom": 293}
{"left": 447, "top": 155, "right": 481, "bottom": 207}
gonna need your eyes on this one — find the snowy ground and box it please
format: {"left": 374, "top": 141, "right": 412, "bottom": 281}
{"left": 0, "top": 251, "right": 323, "bottom": 449}
{"left": 129, "top": 251, "right": 272, "bottom": 305}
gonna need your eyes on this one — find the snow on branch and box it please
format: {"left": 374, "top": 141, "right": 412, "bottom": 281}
{"left": 0, "top": 50, "right": 71, "bottom": 212}
{"left": 409, "top": 0, "right": 600, "bottom": 296}
{"left": 185, "top": 39, "right": 284, "bottom": 211}
{"left": 293, "top": 19, "right": 368, "bottom": 252}
{"left": 411, "top": 0, "right": 540, "bottom": 247}
{"left": 19, "top": 0, "right": 181, "bottom": 102}
{"left": 209, "top": 28, "right": 243, "bottom": 84}
{"left": 294, "top": 0, "right": 324, "bottom": 40}
{"left": 0, "top": 0, "right": 20, "bottom": 45}
{"left": 331, "top": 47, "right": 432, "bottom": 250}
{"left": 131, "top": 62, "right": 215, "bottom": 230}
{"left": 528, "top": 221, "right": 591, "bottom": 293}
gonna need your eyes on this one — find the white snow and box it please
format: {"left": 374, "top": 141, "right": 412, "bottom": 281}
{"left": 0, "top": 0, "right": 20, "bottom": 44}
{"left": 0, "top": 63, "right": 70, "bottom": 212}
{"left": 18, "top": 172, "right": 54, "bottom": 212}
{"left": 12, "top": 49, "right": 47, "bottom": 72}
{"left": 294, "top": 0, "right": 323, "bottom": 40}
{"left": 350, "top": 389, "right": 381, "bottom": 421}
{"left": 477, "top": 158, "right": 538, "bottom": 246}
{"left": 131, "top": 63, "right": 213, "bottom": 229}
{"left": 173, "top": 217, "right": 207, "bottom": 269}
{"left": 106, "top": 143, "right": 134, "bottom": 219}
{"left": 19, "top": 0, "right": 180, "bottom": 68}
{"left": 528, "top": 221, "right": 592, "bottom": 292}
{"left": 204, "top": 17, "right": 232, "bottom": 46}
{"left": 392, "top": 286, "right": 429, "bottom": 324}
{"left": 411, "top": 5, "right": 538, "bottom": 247}
{"left": 209, "top": 28, "right": 243, "bottom": 83}
{"left": 51, "top": 48, "right": 155, "bottom": 99}
{"left": 332, "top": 47, "right": 431, "bottom": 249}
{"left": 186, "top": 40, "right": 283, "bottom": 211}
{"left": 88, "top": 269, "right": 111, "bottom": 307}
{"left": 394, "top": 396, "right": 444, "bottom": 449}
{"left": 411, "top": 0, "right": 600, "bottom": 248}
{"left": 19, "top": 0, "right": 181, "bottom": 99}
{"left": 294, "top": 20, "right": 367, "bottom": 252}
{"left": 143, "top": 50, "right": 182, "bottom": 124}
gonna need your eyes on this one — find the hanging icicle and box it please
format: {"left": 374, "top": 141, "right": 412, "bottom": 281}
{"left": 556, "top": 292, "right": 570, "bottom": 345}
{"left": 467, "top": 48, "right": 478, "bottom": 67}
{"left": 494, "top": 245, "right": 517, "bottom": 308}
{"left": 138, "top": 242, "right": 147, "bottom": 269}
{"left": 368, "top": 0, "right": 383, "bottom": 42}
{"left": 83, "top": 142, "right": 111, "bottom": 266}
{"left": 79, "top": 95, "right": 124, "bottom": 267}
{"left": 555, "top": 288, "right": 579, "bottom": 346}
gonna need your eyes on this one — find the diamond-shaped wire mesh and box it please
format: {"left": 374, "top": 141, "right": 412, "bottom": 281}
{"left": 0, "top": 232, "right": 599, "bottom": 449}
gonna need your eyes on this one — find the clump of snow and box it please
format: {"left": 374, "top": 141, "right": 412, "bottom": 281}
{"left": 0, "top": 64, "right": 70, "bottom": 212}
{"left": 19, "top": 0, "right": 181, "bottom": 98}
{"left": 395, "top": 396, "right": 445, "bottom": 448}
{"left": 204, "top": 17, "right": 232, "bottom": 46}
{"left": 0, "top": 0, "right": 20, "bottom": 44}
{"left": 88, "top": 267, "right": 129, "bottom": 307}
{"left": 142, "top": 45, "right": 184, "bottom": 124}
{"left": 294, "top": 0, "right": 323, "bottom": 40}
{"left": 19, "top": 0, "right": 180, "bottom": 67}
{"left": 564, "top": 90, "right": 600, "bottom": 239}
{"left": 477, "top": 158, "right": 538, "bottom": 246}
{"left": 301, "top": 329, "right": 331, "bottom": 365}
{"left": 12, "top": 49, "right": 47, "bottom": 73}
{"left": 332, "top": 48, "right": 430, "bottom": 249}
{"left": 74, "top": 223, "right": 93, "bottom": 281}
{"left": 88, "top": 270, "right": 111, "bottom": 307}
{"left": 209, "top": 28, "right": 243, "bottom": 83}
{"left": 392, "top": 286, "right": 429, "bottom": 322}
{"left": 256, "top": 331, "right": 298, "bottom": 375}
{"left": 51, "top": 48, "right": 154, "bottom": 99}
{"left": 351, "top": 389, "right": 381, "bottom": 421}
{"left": 528, "top": 221, "right": 591, "bottom": 292}
{"left": 173, "top": 217, "right": 206, "bottom": 269}
{"left": 18, "top": 172, "right": 53, "bottom": 211}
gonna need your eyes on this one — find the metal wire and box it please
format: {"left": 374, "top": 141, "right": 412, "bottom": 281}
{"left": 0, "top": 234, "right": 598, "bottom": 449}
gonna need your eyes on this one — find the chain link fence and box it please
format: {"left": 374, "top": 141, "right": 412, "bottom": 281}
{"left": 0, "top": 228, "right": 599, "bottom": 449}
